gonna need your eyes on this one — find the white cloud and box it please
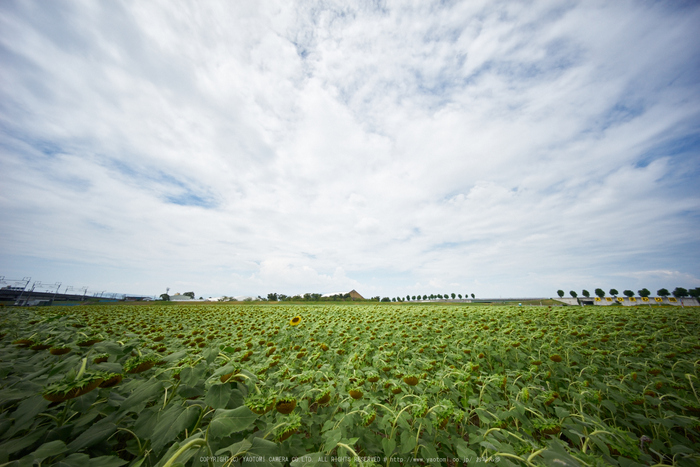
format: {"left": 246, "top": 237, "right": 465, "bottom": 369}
{"left": 1, "top": 0, "right": 699, "bottom": 298}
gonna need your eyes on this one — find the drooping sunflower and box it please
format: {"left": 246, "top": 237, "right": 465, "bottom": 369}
{"left": 290, "top": 316, "right": 302, "bottom": 326}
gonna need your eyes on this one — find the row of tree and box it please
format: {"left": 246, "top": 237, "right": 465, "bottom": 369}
{"left": 556, "top": 287, "right": 700, "bottom": 299}
{"left": 377, "top": 293, "right": 476, "bottom": 302}
{"left": 265, "top": 293, "right": 477, "bottom": 302}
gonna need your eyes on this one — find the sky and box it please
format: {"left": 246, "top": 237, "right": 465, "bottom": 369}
{"left": 1, "top": 0, "right": 699, "bottom": 299}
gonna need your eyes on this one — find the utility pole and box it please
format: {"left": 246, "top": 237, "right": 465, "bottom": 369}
{"left": 11, "top": 277, "right": 31, "bottom": 305}
{"left": 24, "top": 281, "right": 39, "bottom": 306}
{"left": 49, "top": 282, "right": 62, "bottom": 306}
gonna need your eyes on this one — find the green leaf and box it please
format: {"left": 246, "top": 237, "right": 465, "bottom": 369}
{"left": 322, "top": 428, "right": 341, "bottom": 451}
{"left": 133, "top": 407, "right": 159, "bottom": 440}
{"left": 399, "top": 430, "right": 416, "bottom": 454}
{"left": 420, "top": 444, "right": 441, "bottom": 467}
{"left": 160, "top": 350, "right": 188, "bottom": 363}
{"left": 53, "top": 453, "right": 91, "bottom": 467}
{"left": 671, "top": 444, "right": 695, "bottom": 455}
{"left": 177, "top": 385, "right": 204, "bottom": 399}
{"left": 209, "top": 406, "right": 258, "bottom": 439}
{"left": 68, "top": 416, "right": 118, "bottom": 452}
{"left": 243, "top": 436, "right": 281, "bottom": 467}
{"left": 88, "top": 456, "right": 127, "bottom": 467}
{"left": 538, "top": 446, "right": 583, "bottom": 467}
{"left": 290, "top": 451, "right": 332, "bottom": 467}
{"left": 479, "top": 440, "right": 499, "bottom": 452}
{"left": 228, "top": 388, "right": 245, "bottom": 409}
{"left": 454, "top": 439, "right": 476, "bottom": 460}
{"left": 73, "top": 389, "right": 100, "bottom": 413}
{"left": 205, "top": 383, "right": 232, "bottom": 409}
{"left": 30, "top": 440, "right": 68, "bottom": 463}
{"left": 589, "top": 435, "right": 610, "bottom": 457}
{"left": 150, "top": 405, "right": 201, "bottom": 453}
{"left": 72, "top": 410, "right": 100, "bottom": 429}
{"left": 382, "top": 438, "right": 396, "bottom": 458}
{"left": 554, "top": 407, "right": 570, "bottom": 419}
{"left": 120, "top": 379, "right": 164, "bottom": 413}
{"left": 396, "top": 412, "right": 411, "bottom": 431}
{"left": 600, "top": 399, "right": 617, "bottom": 415}
{"left": 5, "top": 395, "right": 50, "bottom": 438}
{"left": 203, "top": 347, "right": 219, "bottom": 364}
{"left": 0, "top": 426, "right": 48, "bottom": 455}
{"left": 215, "top": 439, "right": 252, "bottom": 457}
{"left": 154, "top": 433, "right": 204, "bottom": 467}
{"left": 180, "top": 364, "right": 207, "bottom": 387}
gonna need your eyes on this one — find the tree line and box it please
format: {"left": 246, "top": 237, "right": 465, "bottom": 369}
{"left": 376, "top": 293, "right": 476, "bottom": 302}
{"left": 556, "top": 287, "right": 700, "bottom": 300}
{"left": 265, "top": 292, "right": 477, "bottom": 302}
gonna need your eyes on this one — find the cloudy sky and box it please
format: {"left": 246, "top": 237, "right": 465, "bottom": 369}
{"left": 1, "top": 0, "right": 699, "bottom": 299}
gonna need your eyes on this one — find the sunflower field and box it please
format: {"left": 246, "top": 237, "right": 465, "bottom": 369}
{"left": 0, "top": 303, "right": 699, "bottom": 466}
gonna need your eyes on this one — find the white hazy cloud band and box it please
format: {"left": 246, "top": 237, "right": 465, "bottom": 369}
{"left": 1, "top": 0, "right": 698, "bottom": 297}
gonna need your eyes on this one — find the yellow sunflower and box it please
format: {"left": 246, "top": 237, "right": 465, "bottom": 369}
{"left": 290, "top": 316, "right": 302, "bottom": 326}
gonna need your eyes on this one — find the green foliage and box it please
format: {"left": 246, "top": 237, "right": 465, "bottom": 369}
{"left": 623, "top": 290, "right": 634, "bottom": 298}
{"left": 569, "top": 291, "right": 577, "bottom": 298}
{"left": 657, "top": 288, "right": 670, "bottom": 297}
{"left": 609, "top": 288, "right": 619, "bottom": 297}
{"left": 672, "top": 287, "right": 688, "bottom": 298}
{"left": 581, "top": 289, "right": 590, "bottom": 297}
{"left": 0, "top": 303, "right": 699, "bottom": 466}
{"left": 557, "top": 290, "right": 565, "bottom": 298}
{"left": 638, "top": 288, "right": 651, "bottom": 297}
{"left": 594, "top": 288, "right": 605, "bottom": 298}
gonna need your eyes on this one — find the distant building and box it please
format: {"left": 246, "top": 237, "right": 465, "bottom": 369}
{"left": 170, "top": 294, "right": 192, "bottom": 301}
{"left": 322, "top": 290, "right": 365, "bottom": 300}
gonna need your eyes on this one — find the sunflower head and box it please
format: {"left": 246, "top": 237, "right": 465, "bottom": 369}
{"left": 290, "top": 316, "right": 302, "bottom": 326}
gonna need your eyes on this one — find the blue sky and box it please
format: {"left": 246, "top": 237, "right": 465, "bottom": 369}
{"left": 1, "top": 0, "right": 699, "bottom": 299}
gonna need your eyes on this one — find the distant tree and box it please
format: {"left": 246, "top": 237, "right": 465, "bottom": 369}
{"left": 437, "top": 294, "right": 443, "bottom": 299}
{"left": 406, "top": 295, "right": 411, "bottom": 301}
{"left": 458, "top": 294, "right": 462, "bottom": 299}
{"left": 688, "top": 288, "right": 700, "bottom": 300}
{"left": 471, "top": 293, "right": 475, "bottom": 299}
{"left": 672, "top": 287, "right": 688, "bottom": 298}
{"left": 582, "top": 290, "right": 590, "bottom": 298}
{"left": 199, "top": 297, "right": 203, "bottom": 300}
{"left": 609, "top": 289, "right": 618, "bottom": 297}
{"left": 381, "top": 297, "right": 390, "bottom": 302}
{"left": 623, "top": 290, "right": 634, "bottom": 298}
{"left": 159, "top": 293, "right": 170, "bottom": 301}
{"left": 557, "top": 290, "right": 565, "bottom": 298}
{"left": 570, "top": 291, "right": 578, "bottom": 298}
{"left": 657, "top": 288, "right": 670, "bottom": 297}
{"left": 183, "top": 292, "right": 195, "bottom": 299}
{"left": 267, "top": 293, "right": 278, "bottom": 301}
{"left": 451, "top": 293, "right": 456, "bottom": 299}
{"left": 638, "top": 288, "right": 651, "bottom": 298}
{"left": 412, "top": 295, "right": 416, "bottom": 300}
{"left": 594, "top": 288, "right": 605, "bottom": 298}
